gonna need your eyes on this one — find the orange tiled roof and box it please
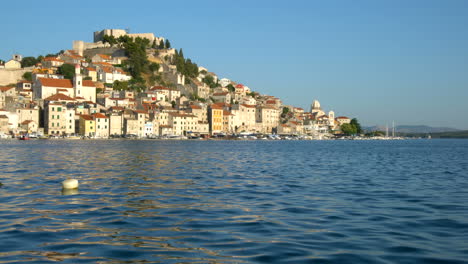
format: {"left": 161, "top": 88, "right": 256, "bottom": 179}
{"left": 0, "top": 86, "right": 14, "bottom": 92}
{"left": 39, "top": 78, "right": 73, "bottom": 88}
{"left": 44, "top": 93, "right": 75, "bottom": 101}
{"left": 92, "top": 113, "right": 108, "bottom": 119}
{"left": 81, "top": 115, "right": 93, "bottom": 121}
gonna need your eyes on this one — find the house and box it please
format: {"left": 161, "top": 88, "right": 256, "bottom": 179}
{"left": 91, "top": 54, "right": 112, "bottom": 64}
{"left": 4, "top": 59, "right": 21, "bottom": 69}
{"left": 223, "top": 110, "right": 236, "bottom": 133}
{"left": 336, "top": 116, "right": 351, "bottom": 125}
{"left": 46, "top": 103, "right": 75, "bottom": 136}
{"left": 231, "top": 104, "right": 257, "bottom": 132}
{"left": 144, "top": 121, "right": 154, "bottom": 137}
{"left": 219, "top": 78, "right": 231, "bottom": 88}
{"left": 208, "top": 104, "right": 223, "bottom": 135}
{"left": 0, "top": 86, "right": 16, "bottom": 108}
{"left": 97, "top": 67, "right": 131, "bottom": 83}
{"left": 16, "top": 107, "right": 40, "bottom": 127}
{"left": 34, "top": 65, "right": 96, "bottom": 102}
{"left": 149, "top": 86, "right": 180, "bottom": 102}
{"left": 41, "top": 57, "right": 64, "bottom": 68}
{"left": 256, "top": 106, "right": 279, "bottom": 134}
{"left": 79, "top": 114, "right": 95, "bottom": 137}
{"left": 20, "top": 120, "right": 38, "bottom": 133}
{"left": 168, "top": 112, "right": 198, "bottom": 136}
{"left": 109, "top": 112, "right": 124, "bottom": 136}
{"left": 0, "top": 115, "right": 9, "bottom": 134}
{"left": 0, "top": 110, "right": 18, "bottom": 133}
{"left": 92, "top": 113, "right": 109, "bottom": 138}
{"left": 212, "top": 92, "right": 231, "bottom": 104}
{"left": 187, "top": 104, "right": 207, "bottom": 122}
{"left": 84, "top": 67, "right": 97, "bottom": 82}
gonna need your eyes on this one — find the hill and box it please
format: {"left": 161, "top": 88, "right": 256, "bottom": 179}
{"left": 364, "top": 125, "right": 460, "bottom": 134}
{"left": 400, "top": 130, "right": 468, "bottom": 139}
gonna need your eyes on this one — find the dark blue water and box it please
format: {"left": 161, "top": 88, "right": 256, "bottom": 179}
{"left": 0, "top": 139, "right": 467, "bottom": 263}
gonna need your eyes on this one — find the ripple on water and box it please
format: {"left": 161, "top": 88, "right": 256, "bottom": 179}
{"left": 0, "top": 139, "right": 467, "bottom": 263}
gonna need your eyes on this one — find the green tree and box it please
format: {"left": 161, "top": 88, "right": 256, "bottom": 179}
{"left": 165, "top": 39, "right": 171, "bottom": 49}
{"left": 57, "top": 64, "right": 75, "bottom": 79}
{"left": 350, "top": 118, "right": 362, "bottom": 134}
{"left": 341, "top": 123, "right": 357, "bottom": 136}
{"left": 113, "top": 80, "right": 129, "bottom": 91}
{"left": 149, "top": 62, "right": 160, "bottom": 72}
{"left": 202, "top": 75, "right": 217, "bottom": 88}
{"left": 281, "top": 107, "right": 290, "bottom": 118}
{"left": 226, "top": 84, "right": 235, "bottom": 92}
{"left": 21, "top": 57, "right": 38, "bottom": 67}
{"left": 158, "top": 40, "right": 165, "bottom": 49}
{"left": 22, "top": 72, "right": 32, "bottom": 81}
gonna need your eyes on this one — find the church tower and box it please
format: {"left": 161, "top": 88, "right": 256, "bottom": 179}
{"left": 74, "top": 64, "right": 82, "bottom": 98}
{"left": 328, "top": 110, "right": 335, "bottom": 126}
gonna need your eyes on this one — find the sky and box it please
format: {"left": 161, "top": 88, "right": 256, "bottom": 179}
{"left": 1, "top": 0, "right": 467, "bottom": 129}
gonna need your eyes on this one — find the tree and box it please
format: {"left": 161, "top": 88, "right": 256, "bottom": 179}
{"left": 165, "top": 39, "right": 171, "bottom": 49}
{"left": 341, "top": 123, "right": 357, "bottom": 136}
{"left": 149, "top": 62, "right": 160, "bottom": 72}
{"left": 83, "top": 76, "right": 92, "bottom": 80}
{"left": 158, "top": 40, "right": 165, "bottom": 49}
{"left": 226, "top": 84, "right": 235, "bottom": 92}
{"left": 350, "top": 118, "right": 362, "bottom": 134}
{"left": 113, "top": 80, "right": 128, "bottom": 91}
{"left": 281, "top": 107, "right": 290, "bottom": 118}
{"left": 57, "top": 64, "right": 75, "bottom": 79}
{"left": 22, "top": 72, "right": 32, "bottom": 81}
{"left": 21, "top": 57, "right": 38, "bottom": 67}
{"left": 171, "top": 100, "right": 176, "bottom": 108}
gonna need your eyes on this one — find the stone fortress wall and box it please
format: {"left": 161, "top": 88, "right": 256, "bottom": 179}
{"left": 73, "top": 29, "right": 165, "bottom": 56}
{"left": 0, "top": 67, "right": 33, "bottom": 86}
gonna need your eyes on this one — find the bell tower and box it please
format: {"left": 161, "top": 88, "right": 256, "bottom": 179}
{"left": 74, "top": 64, "right": 82, "bottom": 98}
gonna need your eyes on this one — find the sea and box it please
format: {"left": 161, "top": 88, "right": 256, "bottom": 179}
{"left": 0, "top": 139, "right": 467, "bottom": 263}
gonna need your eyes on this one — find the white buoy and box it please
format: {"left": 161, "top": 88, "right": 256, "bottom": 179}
{"left": 62, "top": 179, "right": 79, "bottom": 189}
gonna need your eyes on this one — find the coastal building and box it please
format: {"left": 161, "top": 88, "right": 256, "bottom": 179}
{"left": 256, "top": 106, "right": 279, "bottom": 134}
{"left": 212, "top": 92, "right": 231, "bottom": 104}
{"left": 33, "top": 65, "right": 96, "bottom": 102}
{"left": 208, "top": 104, "right": 223, "bottom": 135}
{"left": 16, "top": 107, "right": 40, "bottom": 128}
{"left": 168, "top": 112, "right": 198, "bottom": 136}
{"left": 93, "top": 113, "right": 109, "bottom": 138}
{"left": 79, "top": 114, "right": 95, "bottom": 137}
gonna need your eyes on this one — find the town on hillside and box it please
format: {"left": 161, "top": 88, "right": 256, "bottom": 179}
{"left": 0, "top": 29, "right": 357, "bottom": 139}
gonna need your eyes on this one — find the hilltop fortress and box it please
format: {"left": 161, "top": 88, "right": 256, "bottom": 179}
{"left": 73, "top": 29, "right": 165, "bottom": 56}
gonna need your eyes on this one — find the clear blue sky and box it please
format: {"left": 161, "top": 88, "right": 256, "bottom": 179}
{"left": 2, "top": 0, "right": 467, "bottom": 129}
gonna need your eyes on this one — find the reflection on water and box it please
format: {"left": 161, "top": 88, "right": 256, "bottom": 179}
{"left": 0, "top": 139, "right": 468, "bottom": 263}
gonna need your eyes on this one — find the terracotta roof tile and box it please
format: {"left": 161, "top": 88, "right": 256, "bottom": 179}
{"left": 39, "top": 78, "right": 73, "bottom": 88}
{"left": 44, "top": 93, "right": 75, "bottom": 101}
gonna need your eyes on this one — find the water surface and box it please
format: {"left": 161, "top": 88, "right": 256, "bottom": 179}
{"left": 0, "top": 139, "right": 467, "bottom": 263}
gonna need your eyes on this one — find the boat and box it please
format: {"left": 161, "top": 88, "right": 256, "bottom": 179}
{"left": 18, "top": 135, "right": 30, "bottom": 140}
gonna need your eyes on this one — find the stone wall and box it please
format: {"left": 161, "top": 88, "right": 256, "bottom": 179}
{"left": 0, "top": 67, "right": 33, "bottom": 86}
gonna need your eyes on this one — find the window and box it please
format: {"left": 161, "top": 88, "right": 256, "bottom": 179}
{"left": 57, "top": 107, "right": 62, "bottom": 112}
{"left": 52, "top": 107, "right": 55, "bottom": 111}
{"left": 52, "top": 123, "right": 54, "bottom": 127}
{"left": 51, "top": 115, "right": 54, "bottom": 119}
